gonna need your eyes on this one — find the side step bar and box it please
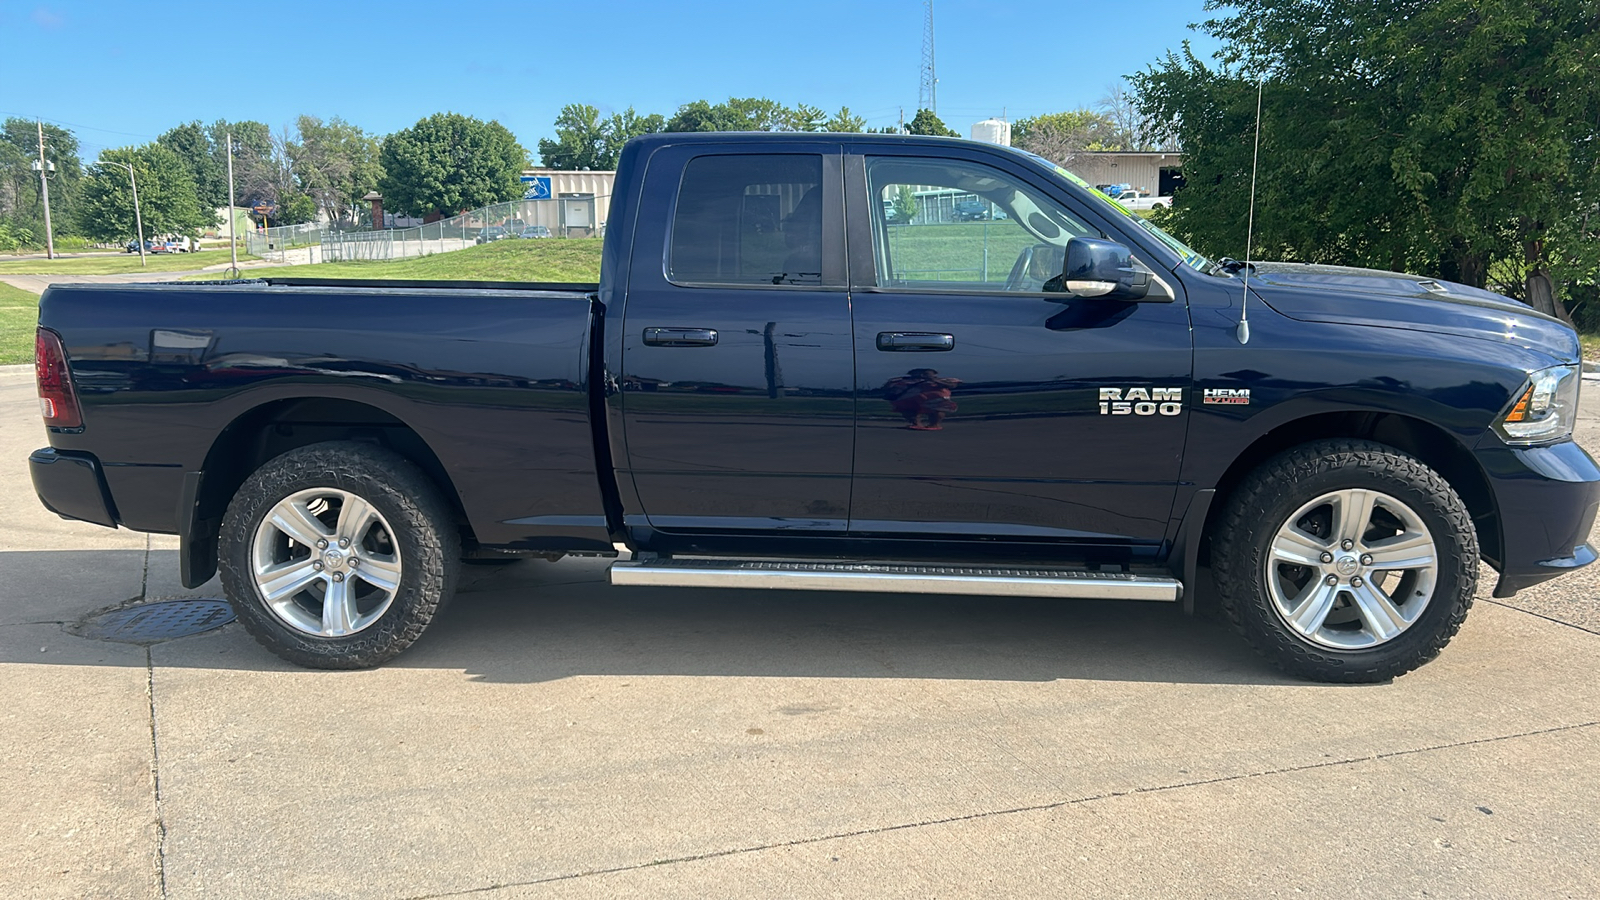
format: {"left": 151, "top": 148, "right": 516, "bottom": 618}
{"left": 609, "top": 559, "right": 1180, "bottom": 602}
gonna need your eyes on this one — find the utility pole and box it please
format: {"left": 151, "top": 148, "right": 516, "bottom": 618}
{"left": 110, "top": 160, "right": 147, "bottom": 268}
{"left": 227, "top": 132, "right": 238, "bottom": 276}
{"left": 35, "top": 120, "right": 56, "bottom": 259}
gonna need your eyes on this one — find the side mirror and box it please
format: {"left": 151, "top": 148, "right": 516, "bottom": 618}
{"left": 1062, "top": 237, "right": 1157, "bottom": 301}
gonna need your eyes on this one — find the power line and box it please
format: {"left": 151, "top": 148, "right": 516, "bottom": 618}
{"left": 0, "top": 109, "right": 159, "bottom": 140}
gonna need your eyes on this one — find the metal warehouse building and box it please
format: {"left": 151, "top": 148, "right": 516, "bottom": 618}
{"left": 1063, "top": 152, "right": 1186, "bottom": 198}
{"left": 518, "top": 169, "right": 617, "bottom": 236}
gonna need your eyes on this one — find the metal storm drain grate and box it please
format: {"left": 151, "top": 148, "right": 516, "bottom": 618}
{"left": 79, "top": 599, "right": 236, "bottom": 643}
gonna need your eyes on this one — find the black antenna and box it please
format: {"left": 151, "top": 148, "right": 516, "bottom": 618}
{"left": 1238, "top": 77, "right": 1264, "bottom": 345}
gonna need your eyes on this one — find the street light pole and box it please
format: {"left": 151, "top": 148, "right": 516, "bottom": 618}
{"left": 109, "top": 160, "right": 147, "bottom": 268}
{"left": 36, "top": 120, "right": 55, "bottom": 260}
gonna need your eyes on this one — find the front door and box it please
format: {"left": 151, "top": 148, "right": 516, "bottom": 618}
{"left": 619, "top": 145, "right": 855, "bottom": 532}
{"left": 845, "top": 150, "right": 1193, "bottom": 551}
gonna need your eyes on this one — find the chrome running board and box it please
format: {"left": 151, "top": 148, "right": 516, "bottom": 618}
{"left": 608, "top": 559, "right": 1180, "bottom": 602}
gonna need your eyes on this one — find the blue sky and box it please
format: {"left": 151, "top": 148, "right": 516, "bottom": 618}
{"left": 0, "top": 0, "right": 1222, "bottom": 162}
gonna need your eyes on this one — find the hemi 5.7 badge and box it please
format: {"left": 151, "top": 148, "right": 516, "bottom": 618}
{"left": 1203, "top": 388, "right": 1251, "bottom": 405}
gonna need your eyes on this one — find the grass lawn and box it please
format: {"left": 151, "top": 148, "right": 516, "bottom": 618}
{"left": 0, "top": 282, "right": 40, "bottom": 365}
{"left": 884, "top": 221, "right": 1042, "bottom": 284}
{"left": 198, "top": 238, "right": 606, "bottom": 284}
{"left": 0, "top": 248, "right": 253, "bottom": 276}
{"left": 1580, "top": 333, "right": 1600, "bottom": 364}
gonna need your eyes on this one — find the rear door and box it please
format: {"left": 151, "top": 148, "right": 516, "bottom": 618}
{"left": 618, "top": 143, "right": 856, "bottom": 533}
{"left": 844, "top": 147, "right": 1193, "bottom": 550}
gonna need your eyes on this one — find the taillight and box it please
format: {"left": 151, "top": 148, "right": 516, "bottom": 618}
{"left": 36, "top": 328, "right": 83, "bottom": 429}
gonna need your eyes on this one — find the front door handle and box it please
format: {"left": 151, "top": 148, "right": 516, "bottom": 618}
{"left": 877, "top": 332, "right": 954, "bottom": 352}
{"left": 643, "top": 327, "right": 719, "bottom": 347}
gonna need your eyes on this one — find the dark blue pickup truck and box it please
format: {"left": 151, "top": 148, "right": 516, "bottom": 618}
{"left": 30, "top": 133, "right": 1600, "bottom": 682}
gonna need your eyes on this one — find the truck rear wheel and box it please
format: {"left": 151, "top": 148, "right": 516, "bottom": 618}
{"left": 218, "top": 441, "right": 459, "bottom": 669}
{"left": 1212, "top": 440, "right": 1477, "bottom": 683}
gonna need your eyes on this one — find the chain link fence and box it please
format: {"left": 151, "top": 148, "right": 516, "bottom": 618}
{"left": 237, "top": 197, "right": 600, "bottom": 264}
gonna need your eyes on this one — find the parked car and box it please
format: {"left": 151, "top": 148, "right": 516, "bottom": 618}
{"left": 517, "top": 225, "right": 552, "bottom": 239}
{"left": 952, "top": 200, "right": 991, "bottom": 221}
{"left": 165, "top": 236, "right": 195, "bottom": 253}
{"left": 31, "top": 131, "right": 1600, "bottom": 684}
{"left": 124, "top": 240, "right": 155, "bottom": 254}
{"left": 475, "top": 226, "right": 508, "bottom": 245}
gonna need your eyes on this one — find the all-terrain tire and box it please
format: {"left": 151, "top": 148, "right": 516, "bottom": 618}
{"left": 1212, "top": 440, "right": 1477, "bottom": 683}
{"left": 218, "top": 441, "right": 460, "bottom": 669}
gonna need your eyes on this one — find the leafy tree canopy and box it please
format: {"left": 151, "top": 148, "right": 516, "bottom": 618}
{"left": 538, "top": 104, "right": 664, "bottom": 170}
{"left": 2, "top": 118, "right": 84, "bottom": 237}
{"left": 906, "top": 109, "right": 959, "bottom": 138}
{"left": 1012, "top": 110, "right": 1119, "bottom": 163}
{"left": 77, "top": 144, "right": 210, "bottom": 242}
{"left": 289, "top": 115, "right": 383, "bottom": 224}
{"left": 378, "top": 113, "right": 528, "bottom": 217}
{"left": 1133, "top": 0, "right": 1600, "bottom": 310}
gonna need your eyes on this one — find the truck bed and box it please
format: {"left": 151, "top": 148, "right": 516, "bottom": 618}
{"left": 36, "top": 279, "right": 613, "bottom": 552}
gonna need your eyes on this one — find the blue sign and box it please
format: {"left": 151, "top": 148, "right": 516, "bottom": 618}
{"left": 520, "top": 176, "right": 552, "bottom": 200}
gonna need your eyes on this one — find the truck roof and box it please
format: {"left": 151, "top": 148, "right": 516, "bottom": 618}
{"left": 623, "top": 132, "right": 1003, "bottom": 151}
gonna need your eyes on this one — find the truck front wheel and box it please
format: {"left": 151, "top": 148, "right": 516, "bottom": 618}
{"left": 1212, "top": 440, "right": 1477, "bottom": 683}
{"left": 218, "top": 441, "right": 460, "bottom": 669}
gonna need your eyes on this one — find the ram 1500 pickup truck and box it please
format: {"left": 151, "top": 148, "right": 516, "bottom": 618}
{"left": 30, "top": 133, "right": 1600, "bottom": 682}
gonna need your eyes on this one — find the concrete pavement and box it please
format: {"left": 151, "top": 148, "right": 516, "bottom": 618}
{"left": 3, "top": 367, "right": 1598, "bottom": 899}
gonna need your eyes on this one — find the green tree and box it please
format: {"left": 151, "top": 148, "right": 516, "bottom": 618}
{"left": 892, "top": 184, "right": 919, "bottom": 223}
{"left": 77, "top": 144, "right": 209, "bottom": 242}
{"left": 289, "top": 115, "right": 383, "bottom": 224}
{"left": 664, "top": 97, "right": 810, "bottom": 133}
{"left": 537, "top": 105, "right": 664, "bottom": 170}
{"left": 788, "top": 104, "right": 827, "bottom": 132}
{"left": 1, "top": 118, "right": 84, "bottom": 240}
{"left": 1133, "top": 0, "right": 1600, "bottom": 313}
{"left": 158, "top": 121, "right": 227, "bottom": 211}
{"left": 1012, "top": 110, "right": 1118, "bottom": 162}
{"left": 825, "top": 107, "right": 868, "bottom": 133}
{"left": 207, "top": 120, "right": 273, "bottom": 210}
{"left": 906, "top": 109, "right": 959, "bottom": 138}
{"left": 378, "top": 113, "right": 528, "bottom": 218}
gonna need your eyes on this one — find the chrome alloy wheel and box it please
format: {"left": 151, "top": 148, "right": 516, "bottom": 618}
{"left": 1264, "top": 488, "right": 1438, "bottom": 650}
{"left": 250, "top": 488, "right": 403, "bottom": 637}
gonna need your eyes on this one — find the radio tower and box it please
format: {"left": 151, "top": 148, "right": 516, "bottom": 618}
{"left": 918, "top": 0, "right": 937, "bottom": 116}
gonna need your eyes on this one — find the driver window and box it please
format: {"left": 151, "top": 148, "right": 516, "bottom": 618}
{"left": 868, "top": 157, "right": 1099, "bottom": 293}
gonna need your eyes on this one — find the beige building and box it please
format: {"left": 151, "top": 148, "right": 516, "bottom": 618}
{"left": 1063, "top": 152, "right": 1185, "bottom": 197}
{"left": 519, "top": 168, "right": 617, "bottom": 236}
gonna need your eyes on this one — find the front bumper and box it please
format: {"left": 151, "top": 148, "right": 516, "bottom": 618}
{"left": 29, "top": 447, "right": 118, "bottom": 528}
{"left": 1477, "top": 439, "right": 1600, "bottom": 597}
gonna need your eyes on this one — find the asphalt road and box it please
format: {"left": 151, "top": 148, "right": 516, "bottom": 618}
{"left": 2, "top": 368, "right": 1598, "bottom": 899}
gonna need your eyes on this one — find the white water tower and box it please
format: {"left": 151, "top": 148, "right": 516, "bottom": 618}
{"left": 970, "top": 118, "right": 1011, "bottom": 147}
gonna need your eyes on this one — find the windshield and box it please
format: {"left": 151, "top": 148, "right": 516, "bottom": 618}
{"left": 1014, "top": 150, "right": 1216, "bottom": 274}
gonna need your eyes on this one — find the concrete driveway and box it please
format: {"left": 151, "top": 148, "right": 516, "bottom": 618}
{"left": 3, "top": 367, "right": 1597, "bottom": 899}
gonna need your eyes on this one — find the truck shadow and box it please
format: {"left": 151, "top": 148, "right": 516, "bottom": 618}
{"left": 1, "top": 552, "right": 1307, "bottom": 687}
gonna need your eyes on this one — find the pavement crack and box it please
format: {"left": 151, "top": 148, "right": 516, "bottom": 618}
{"left": 145, "top": 646, "right": 168, "bottom": 899}
{"left": 1485, "top": 598, "right": 1600, "bottom": 636}
{"left": 399, "top": 719, "right": 1600, "bottom": 899}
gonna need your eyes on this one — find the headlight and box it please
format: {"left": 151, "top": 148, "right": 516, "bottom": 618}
{"left": 1494, "top": 365, "right": 1580, "bottom": 445}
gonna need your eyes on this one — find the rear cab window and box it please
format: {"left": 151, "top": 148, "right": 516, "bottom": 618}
{"left": 668, "top": 155, "right": 825, "bottom": 287}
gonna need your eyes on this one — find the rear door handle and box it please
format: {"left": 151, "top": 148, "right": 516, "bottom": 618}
{"left": 877, "top": 332, "right": 954, "bottom": 352}
{"left": 643, "top": 327, "right": 719, "bottom": 347}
